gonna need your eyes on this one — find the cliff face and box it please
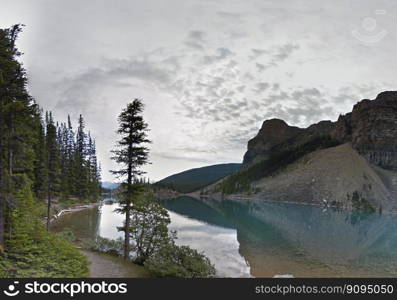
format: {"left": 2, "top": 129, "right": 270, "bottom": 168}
{"left": 244, "top": 91, "right": 397, "bottom": 171}
{"left": 243, "top": 119, "right": 303, "bottom": 164}
{"left": 347, "top": 91, "right": 397, "bottom": 170}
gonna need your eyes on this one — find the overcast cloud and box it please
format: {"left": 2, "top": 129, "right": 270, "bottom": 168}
{"left": 1, "top": 0, "right": 396, "bottom": 181}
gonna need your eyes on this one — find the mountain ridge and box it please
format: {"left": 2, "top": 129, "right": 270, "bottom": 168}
{"left": 157, "top": 163, "right": 242, "bottom": 193}
{"left": 244, "top": 91, "right": 397, "bottom": 171}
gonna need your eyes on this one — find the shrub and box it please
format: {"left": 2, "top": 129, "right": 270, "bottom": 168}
{"left": 145, "top": 243, "right": 216, "bottom": 278}
{"left": 83, "top": 236, "right": 124, "bottom": 256}
{"left": 55, "top": 228, "right": 76, "bottom": 243}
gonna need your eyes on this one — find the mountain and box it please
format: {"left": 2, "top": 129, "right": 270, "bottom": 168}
{"left": 101, "top": 181, "right": 120, "bottom": 190}
{"left": 208, "top": 91, "right": 397, "bottom": 212}
{"left": 243, "top": 91, "right": 397, "bottom": 170}
{"left": 157, "top": 163, "right": 242, "bottom": 193}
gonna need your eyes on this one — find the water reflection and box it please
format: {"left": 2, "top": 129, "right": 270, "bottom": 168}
{"left": 173, "top": 198, "right": 397, "bottom": 277}
{"left": 51, "top": 197, "right": 397, "bottom": 277}
{"left": 166, "top": 210, "right": 250, "bottom": 277}
{"left": 51, "top": 205, "right": 101, "bottom": 241}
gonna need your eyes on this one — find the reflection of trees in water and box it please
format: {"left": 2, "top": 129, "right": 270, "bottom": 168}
{"left": 52, "top": 206, "right": 101, "bottom": 241}
{"left": 165, "top": 197, "right": 397, "bottom": 277}
{"left": 90, "top": 205, "right": 101, "bottom": 239}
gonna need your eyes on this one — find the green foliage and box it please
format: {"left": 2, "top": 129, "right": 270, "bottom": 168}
{"left": 0, "top": 234, "right": 89, "bottom": 278}
{"left": 46, "top": 112, "right": 62, "bottom": 195}
{"left": 219, "top": 135, "right": 340, "bottom": 194}
{"left": 0, "top": 175, "right": 88, "bottom": 278}
{"left": 55, "top": 228, "right": 76, "bottom": 243}
{"left": 114, "top": 181, "right": 172, "bottom": 263}
{"left": 111, "top": 99, "right": 151, "bottom": 180}
{"left": 127, "top": 196, "right": 172, "bottom": 264}
{"left": 82, "top": 236, "right": 124, "bottom": 256}
{"left": 33, "top": 117, "right": 48, "bottom": 198}
{"left": 156, "top": 163, "right": 242, "bottom": 193}
{"left": 145, "top": 243, "right": 216, "bottom": 278}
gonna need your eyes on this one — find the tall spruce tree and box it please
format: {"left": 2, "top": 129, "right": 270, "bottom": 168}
{"left": 87, "top": 133, "right": 101, "bottom": 200}
{"left": 111, "top": 99, "right": 151, "bottom": 259}
{"left": 65, "top": 115, "right": 75, "bottom": 196}
{"left": 57, "top": 121, "right": 73, "bottom": 198}
{"left": 45, "top": 112, "right": 61, "bottom": 230}
{"left": 33, "top": 111, "right": 48, "bottom": 199}
{"left": 75, "top": 115, "right": 89, "bottom": 199}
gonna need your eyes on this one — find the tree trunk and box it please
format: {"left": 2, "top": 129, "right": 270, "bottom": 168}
{"left": 46, "top": 186, "right": 51, "bottom": 231}
{"left": 8, "top": 114, "right": 14, "bottom": 176}
{"left": 123, "top": 202, "right": 130, "bottom": 259}
{"left": 123, "top": 140, "right": 133, "bottom": 259}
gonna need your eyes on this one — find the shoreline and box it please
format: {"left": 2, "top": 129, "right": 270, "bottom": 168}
{"left": 49, "top": 199, "right": 152, "bottom": 278}
{"left": 48, "top": 201, "right": 101, "bottom": 224}
{"left": 188, "top": 192, "right": 397, "bottom": 215}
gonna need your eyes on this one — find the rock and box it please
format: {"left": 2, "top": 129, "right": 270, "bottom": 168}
{"left": 243, "top": 119, "right": 303, "bottom": 164}
{"left": 349, "top": 91, "right": 397, "bottom": 170}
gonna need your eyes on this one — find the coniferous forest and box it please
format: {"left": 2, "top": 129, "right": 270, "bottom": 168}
{"left": 0, "top": 25, "right": 100, "bottom": 276}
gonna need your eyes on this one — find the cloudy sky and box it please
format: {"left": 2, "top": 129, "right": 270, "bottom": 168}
{"left": 1, "top": 0, "right": 396, "bottom": 182}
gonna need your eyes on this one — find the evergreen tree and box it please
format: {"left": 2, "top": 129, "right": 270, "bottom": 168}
{"left": 57, "top": 121, "right": 71, "bottom": 197}
{"left": 45, "top": 112, "right": 61, "bottom": 230}
{"left": 87, "top": 133, "right": 101, "bottom": 200}
{"left": 111, "top": 99, "right": 151, "bottom": 259}
{"left": 75, "top": 115, "right": 89, "bottom": 199}
{"left": 65, "top": 115, "right": 75, "bottom": 196}
{"left": 33, "top": 111, "right": 48, "bottom": 199}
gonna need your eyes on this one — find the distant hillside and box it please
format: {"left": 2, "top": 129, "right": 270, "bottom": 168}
{"left": 102, "top": 181, "right": 119, "bottom": 190}
{"left": 157, "top": 163, "right": 242, "bottom": 193}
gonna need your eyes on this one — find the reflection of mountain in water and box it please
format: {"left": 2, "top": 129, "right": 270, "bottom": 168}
{"left": 163, "top": 197, "right": 397, "bottom": 277}
{"left": 161, "top": 197, "right": 235, "bottom": 229}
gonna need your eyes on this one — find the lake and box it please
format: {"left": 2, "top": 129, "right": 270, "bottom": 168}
{"left": 51, "top": 196, "right": 397, "bottom": 277}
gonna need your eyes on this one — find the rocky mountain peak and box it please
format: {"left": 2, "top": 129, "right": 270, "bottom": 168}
{"left": 375, "top": 91, "right": 397, "bottom": 102}
{"left": 244, "top": 91, "right": 397, "bottom": 170}
{"left": 260, "top": 118, "right": 290, "bottom": 129}
{"left": 243, "top": 119, "right": 303, "bottom": 164}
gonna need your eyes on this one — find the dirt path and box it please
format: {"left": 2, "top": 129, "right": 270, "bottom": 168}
{"left": 80, "top": 250, "right": 150, "bottom": 278}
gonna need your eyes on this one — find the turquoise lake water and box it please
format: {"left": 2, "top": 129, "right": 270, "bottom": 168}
{"left": 52, "top": 196, "right": 397, "bottom": 277}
